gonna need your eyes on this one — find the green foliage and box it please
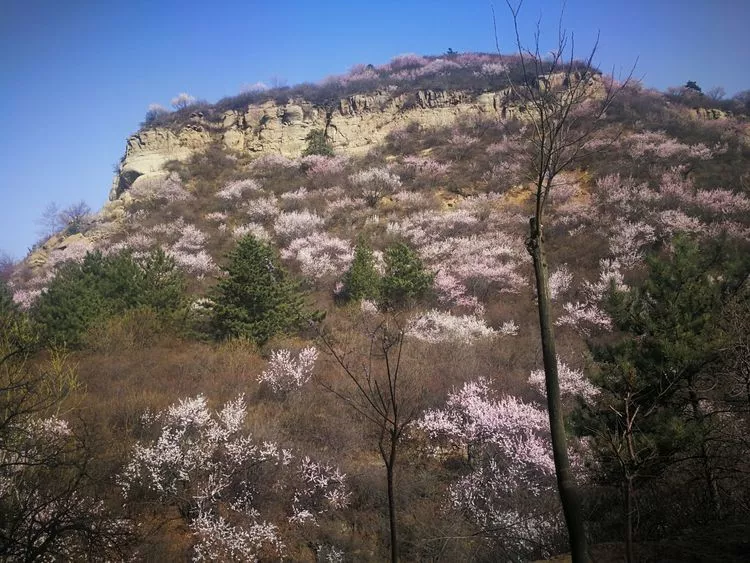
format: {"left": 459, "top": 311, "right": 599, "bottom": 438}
{"left": 380, "top": 243, "right": 433, "bottom": 310}
{"left": 0, "top": 278, "right": 16, "bottom": 320}
{"left": 576, "top": 235, "right": 750, "bottom": 493}
{"left": 33, "top": 249, "right": 186, "bottom": 348}
{"left": 606, "top": 236, "right": 747, "bottom": 379}
{"left": 342, "top": 239, "right": 381, "bottom": 302}
{"left": 210, "top": 234, "right": 310, "bottom": 344}
{"left": 685, "top": 80, "right": 702, "bottom": 93}
{"left": 303, "top": 129, "right": 334, "bottom": 157}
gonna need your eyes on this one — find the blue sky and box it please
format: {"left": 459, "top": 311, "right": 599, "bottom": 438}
{"left": 1, "top": 0, "right": 748, "bottom": 259}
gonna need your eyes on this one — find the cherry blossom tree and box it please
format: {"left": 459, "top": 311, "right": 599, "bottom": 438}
{"left": 417, "top": 379, "right": 564, "bottom": 558}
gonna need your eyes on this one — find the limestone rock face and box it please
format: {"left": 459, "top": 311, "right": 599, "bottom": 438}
{"left": 693, "top": 107, "right": 729, "bottom": 120}
{"left": 110, "top": 88, "right": 525, "bottom": 200}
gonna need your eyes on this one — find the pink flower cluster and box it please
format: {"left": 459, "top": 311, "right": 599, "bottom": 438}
{"left": 251, "top": 153, "right": 299, "bottom": 170}
{"left": 556, "top": 301, "right": 612, "bottom": 335}
{"left": 243, "top": 195, "right": 280, "bottom": 221}
{"left": 129, "top": 172, "right": 192, "bottom": 204}
{"left": 416, "top": 378, "right": 560, "bottom": 549}
{"left": 217, "top": 178, "right": 262, "bottom": 200}
{"left": 402, "top": 155, "right": 451, "bottom": 177}
{"left": 419, "top": 233, "right": 526, "bottom": 300}
{"left": 273, "top": 210, "right": 325, "bottom": 241}
{"left": 350, "top": 167, "right": 402, "bottom": 205}
{"left": 625, "top": 131, "right": 713, "bottom": 161}
{"left": 528, "top": 362, "right": 599, "bottom": 401}
{"left": 281, "top": 233, "right": 353, "bottom": 281}
{"left": 302, "top": 155, "right": 349, "bottom": 179}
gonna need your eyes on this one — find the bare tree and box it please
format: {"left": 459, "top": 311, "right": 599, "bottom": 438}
{"left": 317, "top": 312, "right": 423, "bottom": 563}
{"left": 495, "top": 2, "right": 634, "bottom": 561}
{"left": 0, "top": 251, "right": 14, "bottom": 282}
{"left": 36, "top": 200, "right": 92, "bottom": 240}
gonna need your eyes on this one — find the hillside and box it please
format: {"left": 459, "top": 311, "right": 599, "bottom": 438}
{"left": 3, "top": 52, "right": 750, "bottom": 561}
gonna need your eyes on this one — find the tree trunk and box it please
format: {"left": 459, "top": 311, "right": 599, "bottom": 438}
{"left": 386, "top": 451, "right": 398, "bottom": 563}
{"left": 529, "top": 217, "right": 590, "bottom": 563}
{"left": 689, "top": 388, "right": 722, "bottom": 518}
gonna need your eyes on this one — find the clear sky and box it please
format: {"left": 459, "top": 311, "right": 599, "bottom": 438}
{"left": 1, "top": 0, "right": 748, "bottom": 259}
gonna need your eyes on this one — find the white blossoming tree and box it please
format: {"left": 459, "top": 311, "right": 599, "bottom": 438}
{"left": 119, "top": 394, "right": 349, "bottom": 561}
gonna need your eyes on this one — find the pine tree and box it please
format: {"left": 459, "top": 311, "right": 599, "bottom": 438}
{"left": 211, "top": 234, "right": 308, "bottom": 344}
{"left": 342, "top": 238, "right": 380, "bottom": 302}
{"left": 33, "top": 249, "right": 185, "bottom": 347}
{"left": 380, "top": 243, "right": 433, "bottom": 310}
{"left": 303, "top": 129, "right": 334, "bottom": 157}
{"left": 576, "top": 236, "right": 750, "bottom": 561}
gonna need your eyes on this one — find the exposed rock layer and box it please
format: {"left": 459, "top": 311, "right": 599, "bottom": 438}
{"left": 110, "top": 89, "right": 520, "bottom": 199}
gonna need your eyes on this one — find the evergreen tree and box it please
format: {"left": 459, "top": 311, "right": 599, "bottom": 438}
{"left": 575, "top": 236, "right": 750, "bottom": 560}
{"left": 303, "top": 129, "right": 334, "bottom": 157}
{"left": 210, "top": 234, "right": 308, "bottom": 344}
{"left": 33, "top": 249, "right": 185, "bottom": 347}
{"left": 342, "top": 238, "right": 380, "bottom": 302}
{"left": 380, "top": 243, "right": 433, "bottom": 310}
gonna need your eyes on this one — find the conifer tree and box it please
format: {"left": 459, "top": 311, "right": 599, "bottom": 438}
{"left": 380, "top": 243, "right": 433, "bottom": 310}
{"left": 33, "top": 249, "right": 185, "bottom": 347}
{"left": 211, "top": 234, "right": 308, "bottom": 344}
{"left": 342, "top": 238, "right": 380, "bottom": 302}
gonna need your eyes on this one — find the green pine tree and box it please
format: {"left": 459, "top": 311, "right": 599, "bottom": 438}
{"left": 210, "top": 234, "right": 308, "bottom": 344}
{"left": 380, "top": 242, "right": 433, "bottom": 310}
{"left": 342, "top": 238, "right": 380, "bottom": 302}
{"left": 303, "top": 128, "right": 334, "bottom": 157}
{"left": 575, "top": 236, "right": 750, "bottom": 556}
{"left": 33, "top": 249, "right": 185, "bottom": 347}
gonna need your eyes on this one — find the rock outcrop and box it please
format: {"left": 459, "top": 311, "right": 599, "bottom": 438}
{"left": 110, "top": 89, "right": 523, "bottom": 200}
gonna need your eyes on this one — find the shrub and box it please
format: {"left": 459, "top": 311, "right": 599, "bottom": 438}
{"left": 0, "top": 322, "right": 129, "bottom": 560}
{"left": 210, "top": 235, "right": 311, "bottom": 344}
{"left": 303, "top": 129, "right": 334, "bottom": 157}
{"left": 119, "top": 394, "right": 348, "bottom": 560}
{"left": 258, "top": 347, "right": 319, "bottom": 394}
{"left": 380, "top": 243, "right": 433, "bottom": 309}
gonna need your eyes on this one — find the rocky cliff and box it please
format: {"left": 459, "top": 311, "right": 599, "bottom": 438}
{"left": 110, "top": 88, "right": 524, "bottom": 200}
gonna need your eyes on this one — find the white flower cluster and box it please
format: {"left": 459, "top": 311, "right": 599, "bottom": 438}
{"left": 274, "top": 210, "right": 325, "bottom": 241}
{"left": 120, "top": 393, "right": 348, "bottom": 561}
{"left": 258, "top": 347, "right": 319, "bottom": 394}
{"left": 281, "top": 233, "right": 353, "bottom": 281}
{"left": 407, "top": 310, "right": 497, "bottom": 344}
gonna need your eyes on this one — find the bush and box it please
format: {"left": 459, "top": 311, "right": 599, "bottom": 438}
{"left": 303, "top": 129, "right": 334, "bottom": 157}
{"left": 380, "top": 242, "right": 433, "bottom": 309}
{"left": 33, "top": 249, "right": 186, "bottom": 348}
{"left": 210, "top": 234, "right": 311, "bottom": 344}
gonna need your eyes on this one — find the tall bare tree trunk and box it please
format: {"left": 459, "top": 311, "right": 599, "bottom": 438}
{"left": 529, "top": 217, "right": 589, "bottom": 563}
{"left": 385, "top": 449, "right": 398, "bottom": 563}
